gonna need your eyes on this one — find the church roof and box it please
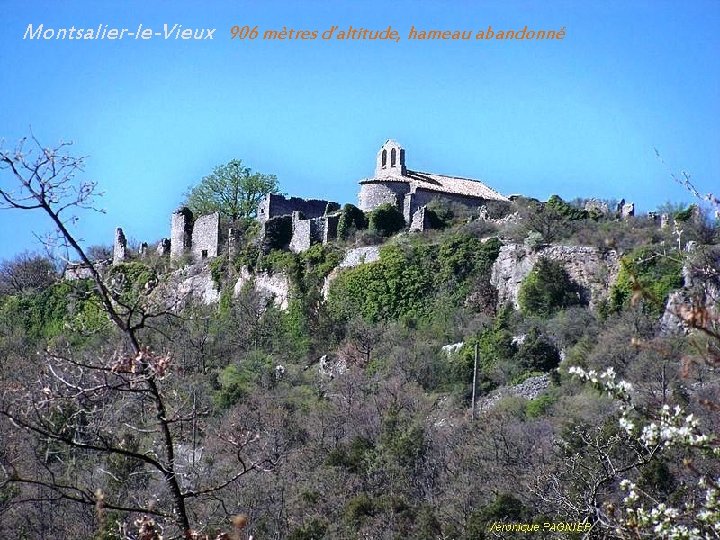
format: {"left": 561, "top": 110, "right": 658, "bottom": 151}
{"left": 360, "top": 169, "right": 508, "bottom": 201}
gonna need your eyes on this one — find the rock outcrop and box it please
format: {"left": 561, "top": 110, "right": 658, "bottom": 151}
{"left": 233, "top": 267, "right": 291, "bottom": 310}
{"left": 490, "top": 243, "right": 619, "bottom": 310}
{"left": 477, "top": 374, "right": 551, "bottom": 412}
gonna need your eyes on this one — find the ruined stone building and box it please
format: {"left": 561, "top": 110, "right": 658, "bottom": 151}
{"left": 102, "top": 138, "right": 645, "bottom": 268}
{"left": 170, "top": 208, "right": 221, "bottom": 261}
{"left": 257, "top": 193, "right": 341, "bottom": 253}
{"left": 358, "top": 140, "right": 510, "bottom": 227}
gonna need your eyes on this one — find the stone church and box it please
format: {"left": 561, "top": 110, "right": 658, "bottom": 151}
{"left": 358, "top": 139, "right": 509, "bottom": 227}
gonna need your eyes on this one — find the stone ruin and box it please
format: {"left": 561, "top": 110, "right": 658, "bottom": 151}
{"left": 107, "top": 208, "right": 226, "bottom": 267}
{"left": 113, "top": 227, "right": 127, "bottom": 265}
{"left": 257, "top": 194, "right": 341, "bottom": 253}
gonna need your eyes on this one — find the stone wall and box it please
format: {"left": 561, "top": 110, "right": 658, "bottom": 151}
{"left": 257, "top": 193, "right": 337, "bottom": 224}
{"left": 113, "top": 227, "right": 127, "bottom": 265}
{"left": 191, "top": 212, "right": 220, "bottom": 260}
{"left": 288, "top": 211, "right": 341, "bottom": 253}
{"left": 170, "top": 207, "right": 193, "bottom": 260}
{"left": 407, "top": 188, "right": 498, "bottom": 220}
{"left": 261, "top": 215, "right": 293, "bottom": 252}
{"left": 490, "top": 243, "right": 620, "bottom": 310}
{"left": 323, "top": 214, "right": 340, "bottom": 243}
{"left": 290, "top": 212, "right": 312, "bottom": 253}
{"left": 358, "top": 181, "right": 410, "bottom": 212}
{"left": 409, "top": 206, "right": 430, "bottom": 231}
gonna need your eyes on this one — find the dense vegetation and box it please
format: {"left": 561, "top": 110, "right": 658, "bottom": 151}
{"left": 0, "top": 190, "right": 718, "bottom": 539}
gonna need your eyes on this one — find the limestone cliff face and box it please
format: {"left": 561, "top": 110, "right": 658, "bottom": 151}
{"left": 490, "top": 244, "right": 620, "bottom": 310}
{"left": 233, "top": 267, "right": 291, "bottom": 310}
{"left": 153, "top": 264, "right": 291, "bottom": 311}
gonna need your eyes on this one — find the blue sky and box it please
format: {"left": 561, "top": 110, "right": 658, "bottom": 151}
{"left": 1, "top": 0, "right": 719, "bottom": 260}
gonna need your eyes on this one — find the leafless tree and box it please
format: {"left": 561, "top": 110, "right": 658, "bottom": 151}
{"left": 0, "top": 136, "right": 266, "bottom": 538}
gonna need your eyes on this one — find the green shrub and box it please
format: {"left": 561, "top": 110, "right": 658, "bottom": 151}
{"left": 525, "top": 393, "right": 557, "bottom": 418}
{"left": 368, "top": 203, "right": 405, "bottom": 237}
{"left": 288, "top": 518, "right": 328, "bottom": 540}
{"left": 0, "top": 279, "right": 108, "bottom": 342}
{"left": 516, "top": 327, "right": 561, "bottom": 372}
{"left": 327, "top": 233, "right": 501, "bottom": 323}
{"left": 546, "top": 194, "right": 594, "bottom": 221}
{"left": 344, "top": 493, "right": 375, "bottom": 526}
{"left": 337, "top": 203, "right": 367, "bottom": 240}
{"left": 518, "top": 258, "right": 583, "bottom": 317}
{"left": 213, "top": 350, "right": 275, "bottom": 408}
{"left": 609, "top": 247, "right": 683, "bottom": 315}
{"left": 108, "top": 262, "right": 157, "bottom": 304}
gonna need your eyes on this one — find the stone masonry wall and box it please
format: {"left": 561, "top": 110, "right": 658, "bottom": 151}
{"left": 170, "top": 207, "right": 193, "bottom": 260}
{"left": 113, "top": 227, "right": 127, "bottom": 265}
{"left": 358, "top": 182, "right": 410, "bottom": 212}
{"left": 258, "top": 193, "right": 336, "bottom": 224}
{"left": 408, "top": 188, "right": 495, "bottom": 219}
{"left": 290, "top": 212, "right": 312, "bottom": 253}
{"left": 191, "top": 212, "right": 220, "bottom": 260}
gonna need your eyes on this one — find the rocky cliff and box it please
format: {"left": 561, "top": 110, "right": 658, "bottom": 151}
{"left": 490, "top": 243, "right": 620, "bottom": 310}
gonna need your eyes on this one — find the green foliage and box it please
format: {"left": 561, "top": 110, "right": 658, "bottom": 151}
{"left": 209, "top": 256, "right": 227, "bottom": 287}
{"left": 518, "top": 258, "right": 583, "bottom": 317}
{"left": 368, "top": 203, "right": 405, "bottom": 237}
{"left": 525, "top": 393, "right": 557, "bottom": 418}
{"left": 184, "top": 159, "right": 279, "bottom": 222}
{"left": 336, "top": 203, "right": 367, "bottom": 240}
{"left": 381, "top": 417, "right": 425, "bottom": 467}
{"left": 108, "top": 262, "right": 157, "bottom": 305}
{"left": 326, "top": 436, "right": 374, "bottom": 474}
{"left": 0, "top": 279, "right": 108, "bottom": 342}
{"left": 673, "top": 204, "right": 696, "bottom": 222}
{"left": 609, "top": 247, "right": 683, "bottom": 315}
{"left": 344, "top": 493, "right": 375, "bottom": 526}
{"left": 327, "top": 243, "right": 435, "bottom": 322}
{"left": 327, "top": 234, "right": 501, "bottom": 323}
{"left": 213, "top": 350, "right": 275, "bottom": 408}
{"left": 455, "top": 309, "right": 517, "bottom": 391}
{"left": 465, "top": 494, "right": 530, "bottom": 540}
{"left": 546, "top": 194, "right": 594, "bottom": 221}
{"left": 516, "top": 327, "right": 561, "bottom": 372}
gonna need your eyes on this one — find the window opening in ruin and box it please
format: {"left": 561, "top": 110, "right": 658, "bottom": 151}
{"left": 391, "top": 148, "right": 397, "bottom": 167}
{"left": 201, "top": 249, "right": 208, "bottom": 259}
{"left": 381, "top": 149, "right": 387, "bottom": 168}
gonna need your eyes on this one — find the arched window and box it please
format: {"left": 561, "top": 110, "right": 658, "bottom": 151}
{"left": 381, "top": 149, "right": 387, "bottom": 168}
{"left": 391, "top": 148, "right": 397, "bottom": 167}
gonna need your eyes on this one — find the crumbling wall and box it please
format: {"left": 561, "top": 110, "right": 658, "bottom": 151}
{"left": 261, "top": 215, "right": 293, "bottom": 252}
{"left": 257, "top": 193, "right": 337, "bottom": 223}
{"left": 323, "top": 214, "right": 340, "bottom": 243}
{"left": 191, "top": 212, "right": 220, "bottom": 260}
{"left": 290, "top": 212, "right": 312, "bottom": 253}
{"left": 157, "top": 238, "right": 171, "bottom": 256}
{"left": 113, "top": 227, "right": 127, "bottom": 265}
{"left": 170, "top": 207, "right": 193, "bottom": 260}
{"left": 409, "top": 206, "right": 430, "bottom": 232}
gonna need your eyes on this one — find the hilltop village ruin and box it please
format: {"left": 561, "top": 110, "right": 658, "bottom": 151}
{"left": 66, "top": 139, "right": 649, "bottom": 279}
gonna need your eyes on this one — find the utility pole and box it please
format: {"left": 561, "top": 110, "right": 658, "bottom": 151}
{"left": 471, "top": 342, "right": 479, "bottom": 420}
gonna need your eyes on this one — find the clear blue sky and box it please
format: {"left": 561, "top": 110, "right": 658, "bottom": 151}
{"left": 1, "top": 0, "right": 719, "bottom": 260}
